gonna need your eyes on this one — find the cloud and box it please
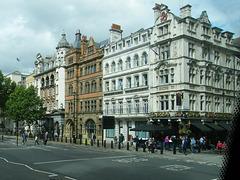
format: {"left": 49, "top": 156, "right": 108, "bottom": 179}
{"left": 0, "top": 0, "right": 239, "bottom": 75}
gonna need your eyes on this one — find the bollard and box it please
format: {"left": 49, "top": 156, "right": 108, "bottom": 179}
{"left": 70, "top": 137, "right": 72, "bottom": 143}
{"left": 160, "top": 143, "right": 163, "bottom": 154}
{"left": 97, "top": 140, "right": 99, "bottom": 147}
{"left": 136, "top": 143, "right": 138, "bottom": 151}
{"left": 143, "top": 144, "right": 146, "bottom": 152}
{"left": 57, "top": 137, "right": 59, "bottom": 142}
{"left": 198, "top": 144, "right": 201, "bottom": 153}
{"left": 118, "top": 142, "right": 121, "bottom": 149}
{"left": 91, "top": 139, "right": 93, "bottom": 146}
{"left": 111, "top": 141, "right": 113, "bottom": 149}
{"left": 2, "top": 136, "right": 3, "bottom": 142}
{"left": 173, "top": 144, "right": 176, "bottom": 154}
{"left": 65, "top": 137, "right": 67, "bottom": 143}
{"left": 104, "top": 140, "right": 106, "bottom": 148}
{"left": 85, "top": 138, "right": 87, "bottom": 145}
{"left": 127, "top": 142, "right": 129, "bottom": 150}
{"left": 80, "top": 138, "right": 82, "bottom": 145}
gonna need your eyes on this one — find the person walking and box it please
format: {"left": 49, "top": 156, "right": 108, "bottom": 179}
{"left": 35, "top": 136, "right": 39, "bottom": 145}
{"left": 179, "top": 136, "right": 183, "bottom": 153}
{"left": 114, "top": 136, "right": 118, "bottom": 148}
{"left": 182, "top": 136, "right": 187, "bottom": 155}
{"left": 190, "top": 138, "right": 196, "bottom": 154}
{"left": 200, "top": 137, "right": 204, "bottom": 150}
{"left": 165, "top": 136, "right": 169, "bottom": 151}
{"left": 119, "top": 134, "right": 123, "bottom": 148}
{"left": 216, "top": 141, "right": 223, "bottom": 154}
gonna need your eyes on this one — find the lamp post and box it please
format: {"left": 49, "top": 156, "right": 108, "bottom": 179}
{"left": 73, "top": 92, "right": 76, "bottom": 143}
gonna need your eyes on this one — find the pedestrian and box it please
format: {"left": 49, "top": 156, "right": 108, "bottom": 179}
{"left": 165, "top": 136, "right": 169, "bottom": 150}
{"left": 35, "top": 136, "right": 39, "bottom": 145}
{"left": 200, "top": 137, "right": 204, "bottom": 150}
{"left": 216, "top": 141, "right": 223, "bottom": 154}
{"left": 169, "top": 137, "right": 173, "bottom": 150}
{"left": 93, "top": 134, "right": 96, "bottom": 144}
{"left": 203, "top": 136, "right": 207, "bottom": 150}
{"left": 43, "top": 132, "right": 48, "bottom": 145}
{"left": 190, "top": 138, "right": 196, "bottom": 154}
{"left": 222, "top": 141, "right": 227, "bottom": 150}
{"left": 179, "top": 136, "right": 183, "bottom": 153}
{"left": 182, "top": 136, "right": 187, "bottom": 155}
{"left": 148, "top": 138, "right": 152, "bottom": 153}
{"left": 119, "top": 134, "right": 123, "bottom": 148}
{"left": 114, "top": 136, "right": 118, "bottom": 147}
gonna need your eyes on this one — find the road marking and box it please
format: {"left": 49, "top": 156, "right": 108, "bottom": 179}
{"left": 0, "top": 156, "right": 57, "bottom": 176}
{"left": 31, "top": 146, "right": 51, "bottom": 152}
{"left": 34, "top": 155, "right": 135, "bottom": 165}
{"left": 159, "top": 164, "right": 194, "bottom": 172}
{"left": 112, "top": 157, "right": 148, "bottom": 164}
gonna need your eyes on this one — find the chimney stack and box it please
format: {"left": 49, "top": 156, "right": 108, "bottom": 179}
{"left": 109, "top": 23, "right": 123, "bottom": 43}
{"left": 180, "top": 4, "right": 192, "bottom": 18}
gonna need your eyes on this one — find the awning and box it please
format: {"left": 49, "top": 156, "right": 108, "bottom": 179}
{"left": 130, "top": 124, "right": 171, "bottom": 132}
{"left": 205, "top": 123, "right": 225, "bottom": 131}
{"left": 191, "top": 122, "right": 212, "bottom": 133}
{"left": 218, "top": 122, "right": 230, "bottom": 131}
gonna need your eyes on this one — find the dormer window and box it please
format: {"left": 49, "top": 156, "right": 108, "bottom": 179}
{"left": 88, "top": 46, "right": 94, "bottom": 55}
{"left": 189, "top": 22, "right": 195, "bottom": 31}
{"left": 112, "top": 46, "right": 115, "bottom": 52}
{"left": 134, "top": 37, "right": 138, "bottom": 45}
{"left": 118, "top": 43, "right": 122, "bottom": 50}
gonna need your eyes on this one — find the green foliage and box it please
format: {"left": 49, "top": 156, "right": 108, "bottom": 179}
{"left": 5, "top": 85, "right": 46, "bottom": 125}
{"left": 0, "top": 70, "right": 16, "bottom": 114}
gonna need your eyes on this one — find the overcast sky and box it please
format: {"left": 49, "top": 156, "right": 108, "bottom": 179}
{"left": 1, "top": 0, "right": 239, "bottom": 75}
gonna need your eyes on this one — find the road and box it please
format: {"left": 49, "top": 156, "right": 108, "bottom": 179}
{"left": 0, "top": 136, "right": 222, "bottom": 180}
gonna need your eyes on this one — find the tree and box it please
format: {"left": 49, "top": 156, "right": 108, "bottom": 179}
{"left": 0, "top": 70, "right": 16, "bottom": 116}
{"left": 5, "top": 85, "right": 46, "bottom": 126}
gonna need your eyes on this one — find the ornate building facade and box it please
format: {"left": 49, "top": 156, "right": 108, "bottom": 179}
{"left": 103, "top": 3, "right": 240, "bottom": 142}
{"left": 64, "top": 31, "right": 106, "bottom": 140}
{"left": 34, "top": 32, "right": 70, "bottom": 137}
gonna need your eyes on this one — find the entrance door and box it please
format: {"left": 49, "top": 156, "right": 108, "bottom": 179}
{"left": 85, "top": 119, "right": 96, "bottom": 139}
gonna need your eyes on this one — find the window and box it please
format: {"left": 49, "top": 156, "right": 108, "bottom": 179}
{"left": 119, "top": 102, "right": 123, "bottom": 115}
{"left": 68, "top": 56, "right": 73, "bottom": 64}
{"left": 111, "top": 61, "right": 116, "bottom": 72}
{"left": 85, "top": 67, "right": 88, "bottom": 75}
{"left": 118, "top": 43, "right": 122, "bottom": 50}
{"left": 202, "top": 47, "right": 210, "bottom": 60}
{"left": 112, "top": 80, "right": 116, "bottom": 91}
{"left": 105, "top": 81, "right": 109, "bottom": 92}
{"left": 142, "top": 74, "right": 148, "bottom": 86}
{"left": 188, "top": 43, "right": 195, "bottom": 58}
{"left": 80, "top": 82, "right": 83, "bottom": 94}
{"left": 134, "top": 76, "right": 139, "bottom": 87}
{"left": 160, "top": 95, "right": 169, "bottom": 110}
{"left": 127, "top": 101, "right": 131, "bottom": 114}
{"left": 143, "top": 99, "right": 148, "bottom": 113}
{"left": 134, "top": 55, "right": 139, "bottom": 67}
{"left": 164, "top": 69, "right": 169, "bottom": 84}
{"left": 127, "top": 57, "right": 131, "bottom": 69}
{"left": 118, "top": 59, "right": 123, "bottom": 71}
{"left": 118, "top": 79, "right": 123, "bottom": 90}
{"left": 214, "top": 51, "right": 220, "bottom": 65}
{"left": 200, "top": 70, "right": 204, "bottom": 84}
{"left": 200, "top": 95, "right": 204, "bottom": 111}
{"left": 88, "top": 46, "right": 94, "bottom": 55}
{"left": 126, "top": 40, "right": 131, "bottom": 47}
{"left": 68, "top": 85, "right": 73, "bottom": 96}
{"left": 105, "top": 103, "right": 109, "bottom": 115}
{"left": 99, "top": 62, "right": 102, "bottom": 71}
{"left": 135, "top": 100, "right": 139, "bottom": 114}
{"left": 189, "top": 68, "right": 195, "bottom": 83}
{"left": 226, "top": 55, "right": 231, "bottom": 68}
{"left": 142, "top": 34, "right": 147, "bottom": 42}
{"left": 170, "top": 68, "right": 174, "bottom": 83}
{"left": 134, "top": 38, "right": 138, "bottom": 45}
{"left": 205, "top": 71, "right": 211, "bottom": 86}
{"left": 105, "top": 63, "right": 109, "bottom": 74}
{"left": 112, "top": 46, "right": 115, "bottom": 53}
{"left": 80, "top": 68, "right": 83, "bottom": 76}
{"left": 127, "top": 77, "right": 131, "bottom": 88}
{"left": 189, "top": 94, "right": 196, "bottom": 111}
{"left": 161, "top": 45, "right": 170, "bottom": 60}
{"left": 189, "top": 22, "right": 195, "bottom": 31}
{"left": 112, "top": 102, "right": 116, "bottom": 114}
{"left": 142, "top": 52, "right": 148, "bottom": 65}
{"left": 99, "top": 79, "right": 102, "bottom": 91}
{"left": 171, "top": 95, "right": 175, "bottom": 110}
{"left": 85, "top": 82, "right": 90, "bottom": 93}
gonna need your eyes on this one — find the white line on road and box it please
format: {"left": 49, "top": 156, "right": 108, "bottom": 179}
{"left": 34, "top": 155, "right": 136, "bottom": 165}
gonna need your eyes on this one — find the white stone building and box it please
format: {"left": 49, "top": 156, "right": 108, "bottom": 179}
{"left": 34, "top": 32, "right": 71, "bottom": 137}
{"left": 103, "top": 24, "right": 152, "bottom": 141}
{"left": 150, "top": 3, "right": 240, "bottom": 117}
{"left": 102, "top": 3, "right": 240, "bottom": 142}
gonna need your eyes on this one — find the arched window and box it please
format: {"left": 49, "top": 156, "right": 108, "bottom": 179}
{"left": 105, "top": 63, "right": 109, "bottom": 74}
{"left": 85, "top": 119, "right": 96, "bottom": 137}
{"left": 41, "top": 78, "right": 44, "bottom": 87}
{"left": 69, "top": 85, "right": 73, "bottom": 96}
{"left": 134, "top": 54, "right": 139, "bottom": 67}
{"left": 111, "top": 61, "right": 116, "bottom": 72}
{"left": 127, "top": 57, "right": 131, "bottom": 69}
{"left": 50, "top": 74, "right": 54, "bottom": 85}
{"left": 142, "top": 52, "right": 148, "bottom": 65}
{"left": 118, "top": 59, "right": 123, "bottom": 71}
{"left": 46, "top": 76, "right": 49, "bottom": 86}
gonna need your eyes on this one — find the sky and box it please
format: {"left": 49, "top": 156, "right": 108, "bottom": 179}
{"left": 0, "top": 0, "right": 239, "bottom": 75}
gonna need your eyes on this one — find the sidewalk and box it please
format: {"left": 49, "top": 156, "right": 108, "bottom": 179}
{"left": 1, "top": 135, "right": 224, "bottom": 166}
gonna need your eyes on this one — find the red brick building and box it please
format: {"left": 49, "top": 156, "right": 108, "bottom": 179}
{"left": 64, "top": 30, "right": 105, "bottom": 140}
